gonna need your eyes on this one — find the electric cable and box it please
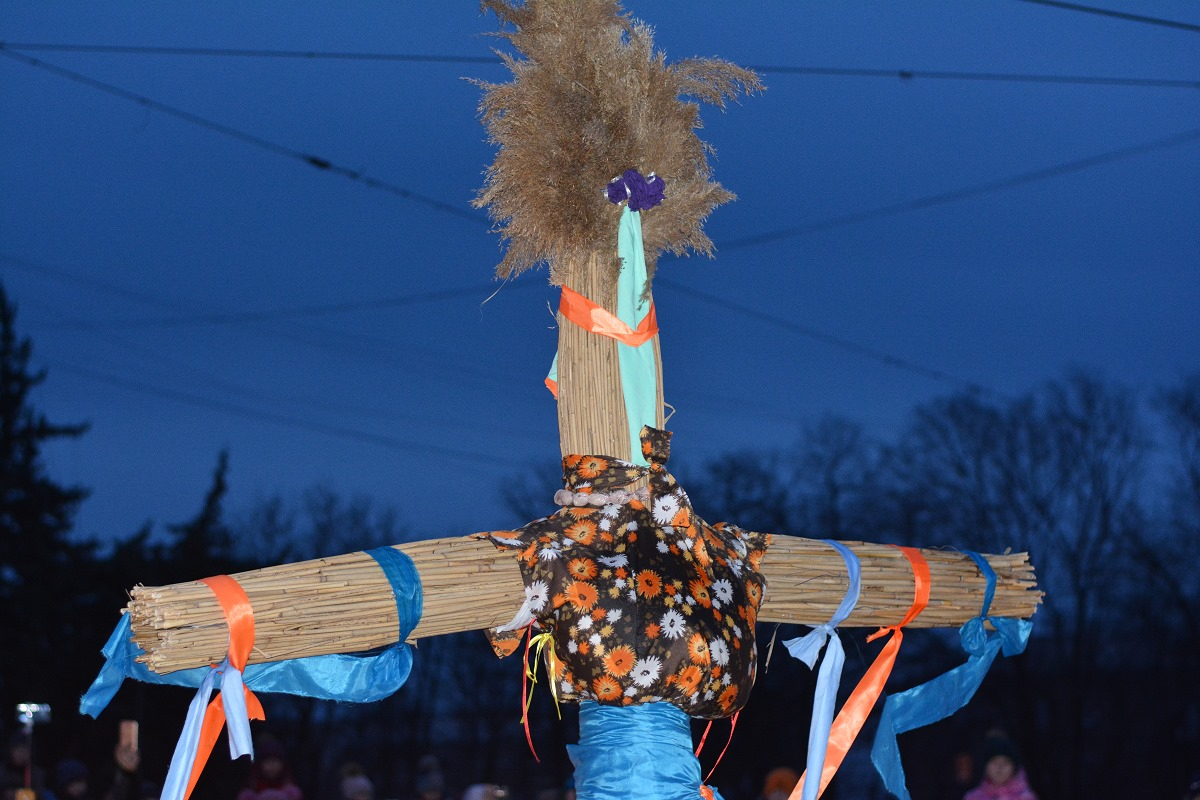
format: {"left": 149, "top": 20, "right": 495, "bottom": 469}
{"left": 0, "top": 48, "right": 486, "bottom": 223}
{"left": 2, "top": 41, "right": 1196, "bottom": 89}
{"left": 1009, "top": 0, "right": 1200, "bottom": 33}
{"left": 656, "top": 277, "right": 1004, "bottom": 399}
{"left": 5, "top": 52, "right": 1194, "bottom": 400}
{"left": 53, "top": 323, "right": 541, "bottom": 442}
{"left": 3, "top": 253, "right": 538, "bottom": 395}
{"left": 48, "top": 358, "right": 524, "bottom": 466}
{"left": 713, "top": 125, "right": 1200, "bottom": 251}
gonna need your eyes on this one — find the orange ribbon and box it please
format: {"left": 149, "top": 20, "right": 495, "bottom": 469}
{"left": 185, "top": 576, "right": 265, "bottom": 800}
{"left": 790, "top": 546, "right": 930, "bottom": 800}
{"left": 698, "top": 711, "right": 739, "bottom": 785}
{"left": 559, "top": 285, "right": 658, "bottom": 347}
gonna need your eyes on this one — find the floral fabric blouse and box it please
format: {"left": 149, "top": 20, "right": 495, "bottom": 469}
{"left": 480, "top": 427, "right": 770, "bottom": 719}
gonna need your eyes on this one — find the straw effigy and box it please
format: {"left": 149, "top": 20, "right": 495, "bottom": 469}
{"left": 87, "top": 10, "right": 1044, "bottom": 800}
{"left": 127, "top": 533, "right": 1039, "bottom": 674}
{"left": 118, "top": 0, "right": 1042, "bottom": 690}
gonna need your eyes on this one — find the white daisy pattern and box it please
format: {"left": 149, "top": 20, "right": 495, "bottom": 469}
{"left": 479, "top": 427, "right": 771, "bottom": 719}
{"left": 661, "top": 609, "right": 687, "bottom": 639}
{"left": 712, "top": 579, "right": 733, "bottom": 606}
{"left": 652, "top": 493, "right": 680, "bottom": 525}
{"left": 632, "top": 656, "right": 662, "bottom": 687}
{"left": 526, "top": 580, "right": 549, "bottom": 611}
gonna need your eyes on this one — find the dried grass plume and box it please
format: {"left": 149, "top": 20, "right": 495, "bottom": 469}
{"left": 473, "top": 0, "right": 763, "bottom": 285}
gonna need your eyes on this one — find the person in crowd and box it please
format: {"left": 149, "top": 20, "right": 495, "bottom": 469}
{"left": 411, "top": 756, "right": 444, "bottom": 800}
{"left": 1, "top": 732, "right": 53, "bottom": 800}
{"left": 236, "top": 739, "right": 301, "bottom": 800}
{"left": 757, "top": 766, "right": 799, "bottom": 800}
{"left": 337, "top": 764, "right": 373, "bottom": 800}
{"left": 1183, "top": 772, "right": 1200, "bottom": 800}
{"left": 963, "top": 734, "right": 1037, "bottom": 800}
{"left": 411, "top": 773, "right": 443, "bottom": 800}
{"left": 104, "top": 734, "right": 141, "bottom": 800}
{"left": 460, "top": 785, "right": 506, "bottom": 800}
{"left": 53, "top": 761, "right": 92, "bottom": 800}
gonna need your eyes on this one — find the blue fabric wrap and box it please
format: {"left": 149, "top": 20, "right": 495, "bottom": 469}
{"left": 568, "top": 702, "right": 723, "bottom": 800}
{"left": 869, "top": 550, "right": 1032, "bottom": 800}
{"left": 80, "top": 546, "right": 423, "bottom": 717}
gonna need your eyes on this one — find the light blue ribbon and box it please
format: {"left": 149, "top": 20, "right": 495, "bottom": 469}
{"left": 568, "top": 702, "right": 725, "bottom": 800}
{"left": 869, "top": 550, "right": 1032, "bottom": 800}
{"left": 782, "top": 539, "right": 862, "bottom": 800}
{"left": 613, "top": 206, "right": 657, "bottom": 467}
{"left": 81, "top": 546, "right": 423, "bottom": 717}
{"left": 159, "top": 658, "right": 254, "bottom": 800}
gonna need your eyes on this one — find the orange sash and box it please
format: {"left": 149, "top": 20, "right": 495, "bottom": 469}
{"left": 559, "top": 285, "right": 658, "bottom": 347}
{"left": 185, "top": 576, "right": 265, "bottom": 800}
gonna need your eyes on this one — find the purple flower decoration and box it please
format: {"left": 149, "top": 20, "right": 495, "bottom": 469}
{"left": 606, "top": 169, "right": 666, "bottom": 212}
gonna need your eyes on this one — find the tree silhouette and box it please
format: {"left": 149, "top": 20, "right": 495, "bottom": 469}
{"left": 0, "top": 281, "right": 91, "bottom": 714}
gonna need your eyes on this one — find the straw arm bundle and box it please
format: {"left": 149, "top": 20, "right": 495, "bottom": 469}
{"left": 127, "top": 533, "right": 1040, "bottom": 674}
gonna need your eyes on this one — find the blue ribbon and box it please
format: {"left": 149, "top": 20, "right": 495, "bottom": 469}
{"left": 782, "top": 540, "right": 862, "bottom": 800}
{"left": 567, "top": 702, "right": 724, "bottom": 800}
{"left": 81, "top": 547, "right": 423, "bottom": 717}
{"left": 869, "top": 550, "right": 1032, "bottom": 800}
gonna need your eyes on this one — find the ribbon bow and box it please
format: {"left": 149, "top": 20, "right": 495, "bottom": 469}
{"left": 161, "top": 575, "right": 264, "bottom": 800}
{"left": 790, "top": 545, "right": 930, "bottom": 800}
{"left": 782, "top": 540, "right": 862, "bottom": 800}
{"left": 869, "top": 550, "right": 1032, "bottom": 800}
{"left": 606, "top": 168, "right": 666, "bottom": 211}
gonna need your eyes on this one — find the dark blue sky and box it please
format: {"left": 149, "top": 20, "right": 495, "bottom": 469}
{"left": 2, "top": 2, "right": 1198, "bottom": 546}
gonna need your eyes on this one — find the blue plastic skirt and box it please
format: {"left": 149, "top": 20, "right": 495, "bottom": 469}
{"left": 568, "top": 702, "right": 722, "bottom": 800}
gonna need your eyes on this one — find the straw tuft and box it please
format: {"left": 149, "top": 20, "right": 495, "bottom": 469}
{"left": 472, "top": 0, "right": 763, "bottom": 286}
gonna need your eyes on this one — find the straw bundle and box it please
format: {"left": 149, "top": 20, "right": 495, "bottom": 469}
{"left": 556, "top": 252, "right": 665, "bottom": 460}
{"left": 127, "top": 533, "right": 1040, "bottom": 674}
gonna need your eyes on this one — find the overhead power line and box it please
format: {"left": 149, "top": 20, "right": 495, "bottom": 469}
{"left": 50, "top": 359, "right": 517, "bottom": 466}
{"left": 1, "top": 252, "right": 536, "bottom": 327}
{"left": 656, "top": 277, "right": 1004, "bottom": 399}
{"left": 3, "top": 252, "right": 537, "bottom": 395}
{"left": 1010, "top": 0, "right": 1200, "bottom": 33}
{"left": 0, "top": 48, "right": 485, "bottom": 223}
{"left": 2, "top": 41, "right": 1197, "bottom": 89}
{"left": 750, "top": 64, "right": 1199, "bottom": 90}
{"left": 8, "top": 249, "right": 982, "bottom": 399}
{"left": 715, "top": 125, "right": 1200, "bottom": 251}
{"left": 37, "top": 285, "right": 537, "bottom": 331}
{"left": 0, "top": 42, "right": 502, "bottom": 63}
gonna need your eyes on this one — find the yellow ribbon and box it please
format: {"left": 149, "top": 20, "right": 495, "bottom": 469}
{"left": 525, "top": 629, "right": 562, "bottom": 720}
{"left": 520, "top": 624, "right": 563, "bottom": 763}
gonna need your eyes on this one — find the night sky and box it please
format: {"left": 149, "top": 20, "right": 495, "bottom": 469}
{"left": 2, "top": 2, "right": 1198, "bottom": 547}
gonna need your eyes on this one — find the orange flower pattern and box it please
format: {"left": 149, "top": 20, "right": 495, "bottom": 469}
{"left": 481, "top": 427, "right": 770, "bottom": 719}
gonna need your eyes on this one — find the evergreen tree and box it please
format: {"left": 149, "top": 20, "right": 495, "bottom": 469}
{"left": 0, "top": 281, "right": 90, "bottom": 707}
{"left": 166, "top": 449, "right": 237, "bottom": 577}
